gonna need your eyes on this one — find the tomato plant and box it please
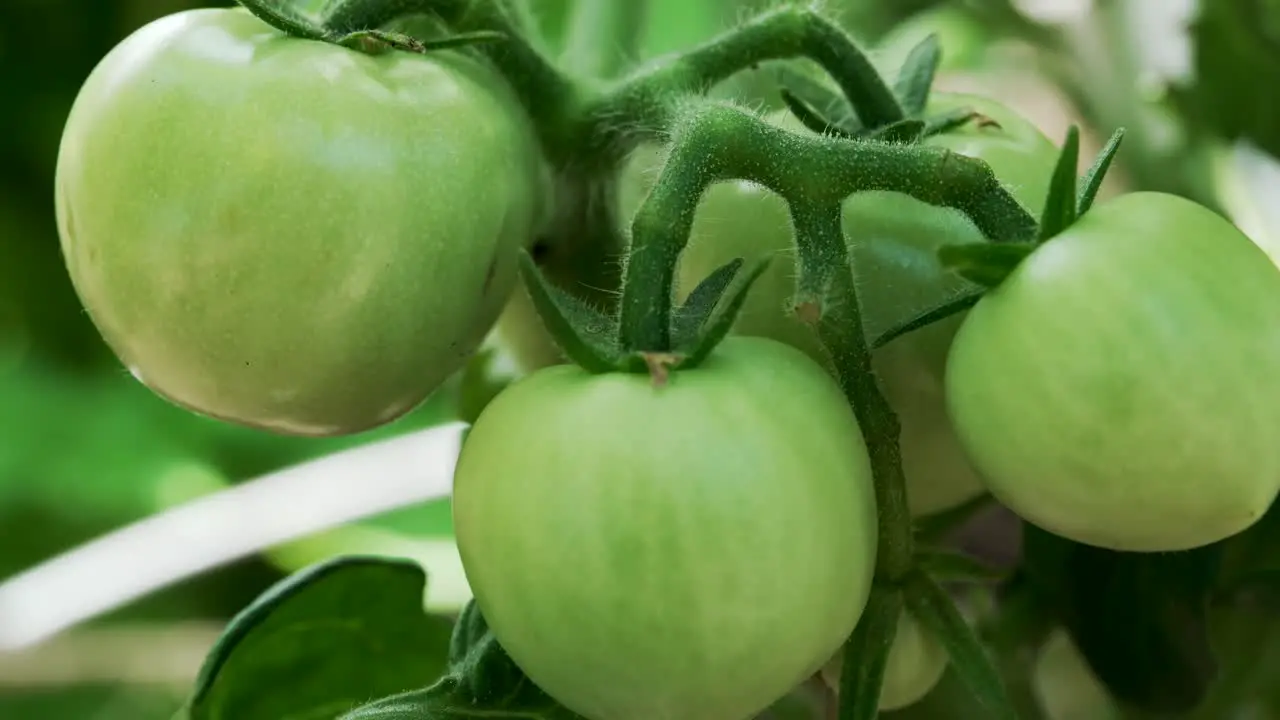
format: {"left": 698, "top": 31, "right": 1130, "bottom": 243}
{"left": 54, "top": 7, "right": 547, "bottom": 437}
{"left": 946, "top": 191, "right": 1280, "bottom": 552}
{"left": 451, "top": 336, "right": 879, "bottom": 720}
{"left": 821, "top": 609, "right": 949, "bottom": 711}
{"left": 627, "top": 93, "right": 1059, "bottom": 517}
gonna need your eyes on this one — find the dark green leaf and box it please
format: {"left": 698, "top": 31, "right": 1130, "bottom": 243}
{"left": 893, "top": 33, "right": 942, "bottom": 116}
{"left": 1171, "top": 0, "right": 1280, "bottom": 161}
{"left": 1037, "top": 125, "right": 1081, "bottom": 243}
{"left": 780, "top": 90, "right": 856, "bottom": 138}
{"left": 517, "top": 251, "right": 621, "bottom": 373}
{"left": 773, "top": 65, "right": 864, "bottom": 135}
{"left": 836, "top": 585, "right": 901, "bottom": 720}
{"left": 1076, "top": 128, "right": 1126, "bottom": 216}
{"left": 904, "top": 570, "right": 1016, "bottom": 719}
{"left": 671, "top": 257, "right": 745, "bottom": 351}
{"left": 186, "top": 556, "right": 454, "bottom": 720}
{"left": 1021, "top": 524, "right": 1222, "bottom": 714}
{"left": 870, "top": 290, "right": 981, "bottom": 350}
{"left": 937, "top": 243, "right": 1034, "bottom": 288}
{"left": 867, "top": 119, "right": 926, "bottom": 144}
{"left": 342, "top": 603, "right": 583, "bottom": 720}
{"left": 918, "top": 549, "right": 1008, "bottom": 585}
{"left": 676, "top": 257, "right": 771, "bottom": 369}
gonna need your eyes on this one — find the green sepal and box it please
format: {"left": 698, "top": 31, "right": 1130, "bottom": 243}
{"left": 1077, "top": 128, "right": 1126, "bottom": 215}
{"left": 780, "top": 89, "right": 856, "bottom": 139}
{"left": 184, "top": 556, "right": 454, "bottom": 720}
{"left": 670, "top": 257, "right": 746, "bottom": 350}
{"left": 341, "top": 601, "right": 584, "bottom": 719}
{"left": 868, "top": 118, "right": 926, "bottom": 144}
{"left": 337, "top": 29, "right": 507, "bottom": 55}
{"left": 517, "top": 251, "right": 621, "bottom": 373}
{"left": 904, "top": 570, "right": 1017, "bottom": 719}
{"left": 921, "top": 107, "right": 983, "bottom": 139}
{"left": 937, "top": 243, "right": 1035, "bottom": 288}
{"left": 674, "top": 256, "right": 772, "bottom": 370}
{"left": 774, "top": 65, "right": 864, "bottom": 136}
{"left": 871, "top": 290, "right": 982, "bottom": 350}
{"left": 835, "top": 585, "right": 901, "bottom": 720}
{"left": 918, "top": 548, "right": 1008, "bottom": 585}
{"left": 893, "top": 32, "right": 943, "bottom": 116}
{"left": 1036, "top": 125, "right": 1082, "bottom": 243}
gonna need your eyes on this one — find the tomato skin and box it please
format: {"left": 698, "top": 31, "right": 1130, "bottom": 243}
{"left": 650, "top": 94, "right": 1059, "bottom": 516}
{"left": 820, "top": 610, "right": 948, "bottom": 711}
{"left": 452, "top": 336, "right": 879, "bottom": 720}
{"left": 55, "top": 8, "right": 547, "bottom": 436}
{"left": 946, "top": 192, "right": 1280, "bottom": 552}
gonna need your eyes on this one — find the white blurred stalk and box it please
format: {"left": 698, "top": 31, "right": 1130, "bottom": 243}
{"left": 0, "top": 421, "right": 467, "bottom": 652}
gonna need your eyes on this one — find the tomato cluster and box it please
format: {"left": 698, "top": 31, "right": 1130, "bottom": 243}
{"left": 54, "top": 5, "right": 1280, "bottom": 720}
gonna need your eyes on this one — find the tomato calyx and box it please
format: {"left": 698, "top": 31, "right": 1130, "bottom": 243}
{"left": 938, "top": 126, "right": 1127, "bottom": 290}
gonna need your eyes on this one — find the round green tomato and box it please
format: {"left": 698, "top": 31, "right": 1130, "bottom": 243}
{"left": 646, "top": 94, "right": 1058, "bottom": 516}
{"left": 946, "top": 192, "right": 1280, "bottom": 552}
{"left": 820, "top": 609, "right": 948, "bottom": 711}
{"left": 452, "top": 336, "right": 879, "bottom": 720}
{"left": 55, "top": 8, "right": 547, "bottom": 436}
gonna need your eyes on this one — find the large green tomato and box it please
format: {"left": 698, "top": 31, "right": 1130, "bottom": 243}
{"left": 654, "top": 94, "right": 1059, "bottom": 516}
{"left": 946, "top": 192, "right": 1280, "bottom": 552}
{"left": 452, "top": 336, "right": 879, "bottom": 720}
{"left": 55, "top": 8, "right": 547, "bottom": 436}
{"left": 819, "top": 609, "right": 949, "bottom": 711}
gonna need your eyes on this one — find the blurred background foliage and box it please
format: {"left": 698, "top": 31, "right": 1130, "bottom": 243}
{"left": 3, "top": 0, "right": 1280, "bottom": 718}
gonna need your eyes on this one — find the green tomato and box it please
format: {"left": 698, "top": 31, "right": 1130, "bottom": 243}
{"left": 453, "top": 336, "right": 879, "bottom": 720}
{"left": 819, "top": 609, "right": 948, "bottom": 711}
{"left": 54, "top": 8, "right": 547, "bottom": 436}
{"left": 649, "top": 94, "right": 1058, "bottom": 516}
{"left": 946, "top": 192, "right": 1280, "bottom": 552}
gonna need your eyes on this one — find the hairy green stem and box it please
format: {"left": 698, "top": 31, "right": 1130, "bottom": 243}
{"left": 598, "top": 5, "right": 903, "bottom": 145}
{"left": 560, "top": 0, "right": 648, "bottom": 80}
{"left": 790, "top": 201, "right": 914, "bottom": 577}
{"left": 234, "top": 0, "right": 329, "bottom": 40}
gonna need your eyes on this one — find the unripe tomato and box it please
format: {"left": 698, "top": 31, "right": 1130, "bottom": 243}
{"left": 946, "top": 192, "right": 1280, "bottom": 552}
{"left": 819, "top": 609, "right": 949, "bottom": 711}
{"left": 644, "top": 94, "right": 1059, "bottom": 516}
{"left": 55, "top": 8, "right": 548, "bottom": 436}
{"left": 452, "top": 336, "right": 879, "bottom": 720}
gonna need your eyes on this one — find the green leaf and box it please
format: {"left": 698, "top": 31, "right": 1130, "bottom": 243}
{"left": 185, "top": 556, "right": 454, "bottom": 720}
{"left": 836, "top": 585, "right": 901, "bottom": 720}
{"left": 671, "top": 257, "right": 745, "bottom": 351}
{"left": 342, "top": 602, "right": 583, "bottom": 719}
{"left": 1171, "top": 0, "right": 1280, "bottom": 161}
{"left": 904, "top": 570, "right": 1016, "bottom": 719}
{"left": 774, "top": 65, "right": 864, "bottom": 136}
{"left": 1076, "top": 128, "right": 1126, "bottom": 216}
{"left": 870, "top": 290, "right": 982, "bottom": 350}
{"left": 675, "top": 256, "right": 771, "bottom": 369}
{"left": 517, "top": 251, "right": 621, "bottom": 373}
{"left": 892, "top": 32, "right": 942, "bottom": 116}
{"left": 1036, "top": 125, "right": 1082, "bottom": 243}
{"left": 921, "top": 107, "right": 982, "bottom": 140}
{"left": 918, "top": 548, "right": 1008, "bottom": 585}
{"left": 937, "top": 243, "right": 1034, "bottom": 288}
{"left": 1021, "top": 524, "right": 1222, "bottom": 714}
